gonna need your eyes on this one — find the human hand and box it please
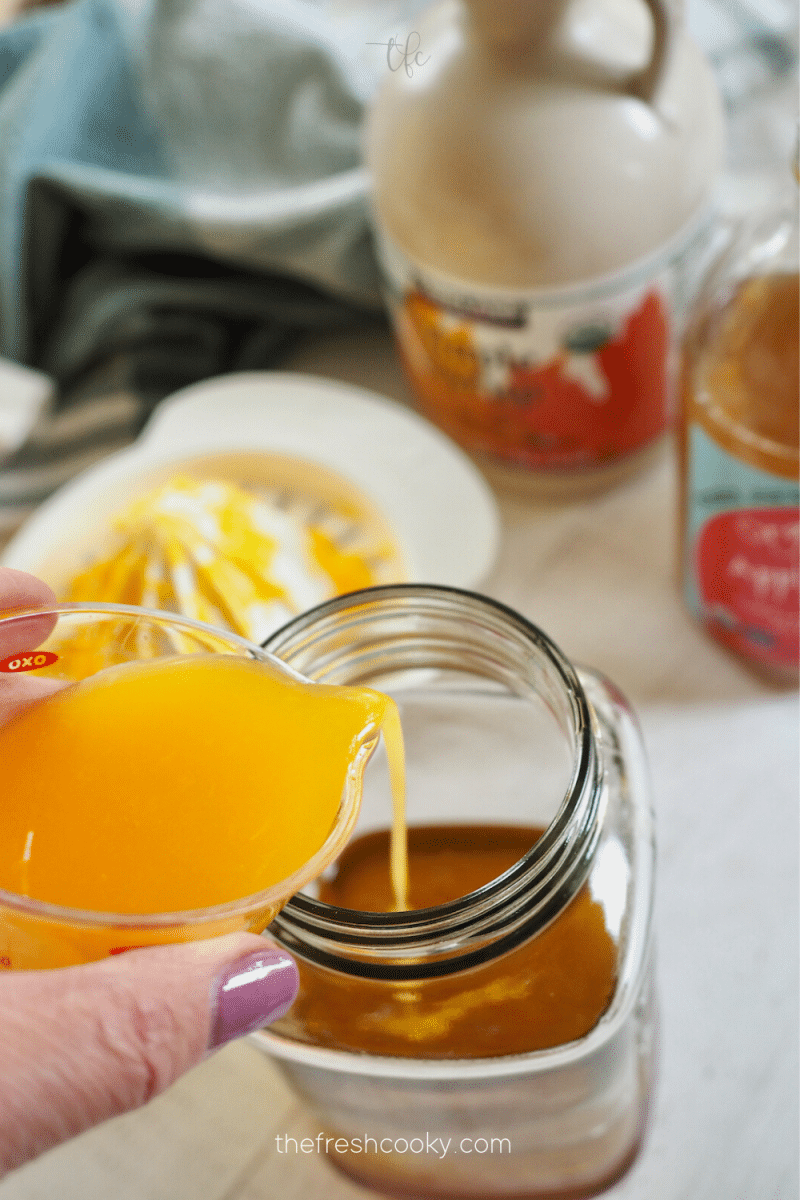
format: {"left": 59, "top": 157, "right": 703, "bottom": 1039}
{"left": 0, "top": 569, "right": 299, "bottom": 1178}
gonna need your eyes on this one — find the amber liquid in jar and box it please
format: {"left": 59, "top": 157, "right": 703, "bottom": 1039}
{"left": 683, "top": 273, "right": 799, "bottom": 474}
{"left": 680, "top": 272, "right": 800, "bottom": 678}
{"left": 274, "top": 824, "right": 617, "bottom": 1059}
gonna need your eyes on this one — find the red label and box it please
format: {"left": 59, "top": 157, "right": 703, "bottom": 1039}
{"left": 0, "top": 651, "right": 59, "bottom": 673}
{"left": 109, "top": 945, "right": 148, "bottom": 956}
{"left": 696, "top": 508, "right": 800, "bottom": 669}
{"left": 505, "top": 290, "right": 670, "bottom": 466}
{"left": 398, "top": 286, "right": 670, "bottom": 471}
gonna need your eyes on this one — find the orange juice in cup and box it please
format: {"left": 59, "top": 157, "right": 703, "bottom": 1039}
{"left": 0, "top": 604, "right": 406, "bottom": 970}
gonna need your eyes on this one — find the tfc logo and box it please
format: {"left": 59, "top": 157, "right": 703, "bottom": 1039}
{"left": 0, "top": 651, "right": 59, "bottom": 673}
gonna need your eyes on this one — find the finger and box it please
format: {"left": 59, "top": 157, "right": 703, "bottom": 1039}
{"left": 0, "top": 569, "right": 57, "bottom": 659}
{"left": 0, "top": 570, "right": 61, "bottom": 726}
{"left": 0, "top": 933, "right": 298, "bottom": 1177}
{"left": 0, "top": 568, "right": 56, "bottom": 613}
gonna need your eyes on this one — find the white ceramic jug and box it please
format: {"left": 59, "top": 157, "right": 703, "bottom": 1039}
{"left": 367, "top": 0, "right": 725, "bottom": 486}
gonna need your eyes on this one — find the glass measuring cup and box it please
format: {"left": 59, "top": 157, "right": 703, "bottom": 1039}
{"left": 0, "top": 603, "right": 367, "bottom": 970}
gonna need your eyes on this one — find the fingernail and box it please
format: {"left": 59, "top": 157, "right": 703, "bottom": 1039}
{"left": 209, "top": 948, "right": 299, "bottom": 1049}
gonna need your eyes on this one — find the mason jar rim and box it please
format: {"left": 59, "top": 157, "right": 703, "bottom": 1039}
{"left": 264, "top": 584, "right": 605, "bottom": 981}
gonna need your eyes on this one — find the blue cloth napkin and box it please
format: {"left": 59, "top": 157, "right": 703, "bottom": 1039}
{"left": 0, "top": 0, "right": 402, "bottom": 534}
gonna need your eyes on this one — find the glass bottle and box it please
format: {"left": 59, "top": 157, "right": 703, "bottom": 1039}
{"left": 679, "top": 170, "right": 799, "bottom": 682}
{"left": 250, "top": 585, "right": 656, "bottom": 1200}
{"left": 366, "top": 0, "right": 724, "bottom": 490}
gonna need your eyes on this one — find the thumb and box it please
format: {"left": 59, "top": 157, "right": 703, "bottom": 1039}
{"left": 0, "top": 933, "right": 298, "bottom": 1176}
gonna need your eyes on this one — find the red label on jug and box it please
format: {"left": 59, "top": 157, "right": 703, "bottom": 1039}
{"left": 375, "top": 227, "right": 680, "bottom": 472}
{"left": 0, "top": 651, "right": 59, "bottom": 673}
{"left": 696, "top": 508, "right": 800, "bottom": 669}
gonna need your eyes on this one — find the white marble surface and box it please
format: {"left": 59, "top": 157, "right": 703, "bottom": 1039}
{"left": 0, "top": 326, "right": 797, "bottom": 1200}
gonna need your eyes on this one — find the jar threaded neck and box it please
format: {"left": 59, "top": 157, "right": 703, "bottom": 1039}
{"left": 264, "top": 585, "right": 605, "bottom": 981}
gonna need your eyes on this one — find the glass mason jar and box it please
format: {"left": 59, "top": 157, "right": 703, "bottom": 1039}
{"left": 250, "top": 585, "right": 656, "bottom": 1199}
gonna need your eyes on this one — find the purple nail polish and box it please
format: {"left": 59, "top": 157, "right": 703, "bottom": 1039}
{"left": 209, "top": 948, "right": 299, "bottom": 1049}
